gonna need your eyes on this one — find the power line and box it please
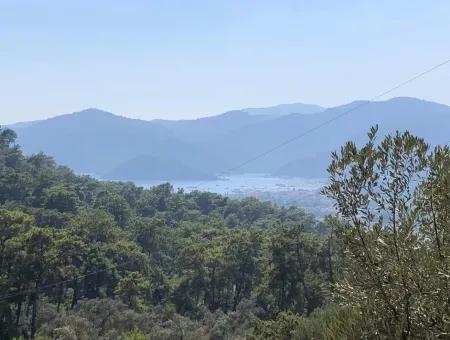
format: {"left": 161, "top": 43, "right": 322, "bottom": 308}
{"left": 225, "top": 59, "right": 450, "bottom": 173}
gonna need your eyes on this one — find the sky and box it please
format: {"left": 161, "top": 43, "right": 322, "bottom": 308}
{"left": 1, "top": 0, "right": 450, "bottom": 124}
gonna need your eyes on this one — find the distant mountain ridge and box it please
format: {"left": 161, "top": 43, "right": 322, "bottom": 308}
{"left": 152, "top": 110, "right": 272, "bottom": 142}
{"left": 243, "top": 102, "right": 324, "bottom": 116}
{"left": 5, "top": 97, "right": 450, "bottom": 180}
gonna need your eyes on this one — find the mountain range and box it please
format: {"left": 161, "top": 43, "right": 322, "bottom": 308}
{"left": 5, "top": 97, "right": 450, "bottom": 180}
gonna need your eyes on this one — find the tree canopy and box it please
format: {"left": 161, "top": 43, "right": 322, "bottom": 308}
{"left": 0, "top": 125, "right": 448, "bottom": 339}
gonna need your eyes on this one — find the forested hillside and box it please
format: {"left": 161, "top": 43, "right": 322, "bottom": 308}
{"left": 0, "top": 126, "right": 449, "bottom": 339}
{"left": 0, "top": 126, "right": 335, "bottom": 339}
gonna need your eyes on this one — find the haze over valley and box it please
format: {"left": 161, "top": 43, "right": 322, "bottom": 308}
{"left": 5, "top": 96, "right": 449, "bottom": 217}
{"left": 8, "top": 97, "right": 450, "bottom": 182}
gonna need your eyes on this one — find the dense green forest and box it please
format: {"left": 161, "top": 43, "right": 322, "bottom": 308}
{"left": 0, "top": 126, "right": 449, "bottom": 339}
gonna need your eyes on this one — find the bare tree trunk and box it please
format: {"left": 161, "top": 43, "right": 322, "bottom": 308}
{"left": 56, "top": 283, "right": 63, "bottom": 313}
{"left": 14, "top": 282, "right": 23, "bottom": 328}
{"left": 15, "top": 297, "right": 23, "bottom": 328}
{"left": 30, "top": 288, "right": 38, "bottom": 339}
{"left": 71, "top": 278, "right": 78, "bottom": 309}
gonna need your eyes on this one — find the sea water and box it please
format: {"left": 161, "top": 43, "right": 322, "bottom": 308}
{"left": 135, "top": 173, "right": 327, "bottom": 195}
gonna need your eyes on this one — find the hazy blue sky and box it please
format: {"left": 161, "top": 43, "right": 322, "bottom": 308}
{"left": 1, "top": 0, "right": 450, "bottom": 123}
